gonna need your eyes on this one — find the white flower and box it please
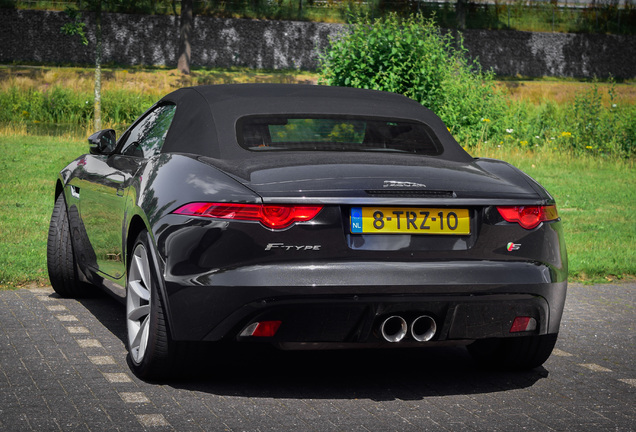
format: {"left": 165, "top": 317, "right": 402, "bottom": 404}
{"left": 535, "top": 136, "right": 540, "bottom": 139}
{"left": 506, "top": 129, "right": 514, "bottom": 134}
{"left": 612, "top": 104, "right": 617, "bottom": 108}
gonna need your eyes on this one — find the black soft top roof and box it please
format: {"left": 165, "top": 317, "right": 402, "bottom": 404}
{"left": 159, "top": 84, "right": 472, "bottom": 162}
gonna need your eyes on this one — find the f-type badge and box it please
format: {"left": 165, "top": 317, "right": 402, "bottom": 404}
{"left": 265, "top": 243, "right": 321, "bottom": 251}
{"left": 507, "top": 242, "right": 521, "bottom": 251}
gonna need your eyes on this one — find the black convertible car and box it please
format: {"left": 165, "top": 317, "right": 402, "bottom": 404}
{"left": 48, "top": 84, "right": 567, "bottom": 379}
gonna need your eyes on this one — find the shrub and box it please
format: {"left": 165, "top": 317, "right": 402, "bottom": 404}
{"left": 319, "top": 14, "right": 634, "bottom": 158}
{"left": 318, "top": 13, "right": 505, "bottom": 145}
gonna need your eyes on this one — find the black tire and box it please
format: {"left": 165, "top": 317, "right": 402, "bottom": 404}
{"left": 467, "top": 333, "right": 558, "bottom": 370}
{"left": 126, "top": 230, "right": 178, "bottom": 380}
{"left": 47, "top": 194, "right": 87, "bottom": 298}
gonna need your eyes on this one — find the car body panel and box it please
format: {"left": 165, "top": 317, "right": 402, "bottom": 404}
{"left": 52, "top": 84, "right": 567, "bottom": 355}
{"left": 201, "top": 153, "right": 547, "bottom": 204}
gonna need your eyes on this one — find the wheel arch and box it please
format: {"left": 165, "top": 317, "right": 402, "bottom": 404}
{"left": 126, "top": 215, "right": 148, "bottom": 268}
{"left": 54, "top": 179, "right": 64, "bottom": 202}
{"left": 125, "top": 214, "right": 176, "bottom": 339}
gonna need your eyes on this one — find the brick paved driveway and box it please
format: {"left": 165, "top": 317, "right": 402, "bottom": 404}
{"left": 1, "top": 283, "right": 634, "bottom": 431}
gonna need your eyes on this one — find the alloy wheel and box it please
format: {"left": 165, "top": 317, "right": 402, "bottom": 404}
{"left": 126, "top": 243, "right": 152, "bottom": 364}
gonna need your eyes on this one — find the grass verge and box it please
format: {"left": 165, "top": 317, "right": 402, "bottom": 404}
{"left": 0, "top": 134, "right": 84, "bottom": 288}
{"left": 4, "top": 66, "right": 634, "bottom": 158}
{"left": 0, "top": 133, "right": 633, "bottom": 288}
{"left": 475, "top": 146, "right": 635, "bottom": 283}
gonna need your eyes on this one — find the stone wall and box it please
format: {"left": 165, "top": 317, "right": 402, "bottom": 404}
{"left": 1, "top": 9, "right": 634, "bottom": 79}
{"left": 459, "top": 28, "right": 635, "bottom": 79}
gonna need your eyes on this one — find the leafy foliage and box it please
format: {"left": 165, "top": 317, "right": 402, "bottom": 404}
{"left": 570, "top": 80, "right": 634, "bottom": 157}
{"left": 0, "top": 66, "right": 633, "bottom": 158}
{"left": 482, "top": 82, "right": 635, "bottom": 158}
{"left": 9, "top": 0, "right": 636, "bottom": 33}
{"left": 0, "top": 86, "right": 153, "bottom": 127}
{"left": 60, "top": 7, "right": 88, "bottom": 45}
{"left": 319, "top": 15, "right": 634, "bottom": 158}
{"left": 318, "top": 13, "right": 505, "bottom": 144}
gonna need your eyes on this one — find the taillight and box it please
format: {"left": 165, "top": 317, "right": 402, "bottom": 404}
{"left": 172, "top": 203, "right": 323, "bottom": 230}
{"left": 496, "top": 205, "right": 559, "bottom": 229}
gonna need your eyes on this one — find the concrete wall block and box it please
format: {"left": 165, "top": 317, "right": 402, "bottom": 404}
{"left": 0, "top": 9, "right": 633, "bottom": 79}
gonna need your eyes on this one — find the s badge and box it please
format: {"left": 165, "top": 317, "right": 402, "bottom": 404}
{"left": 507, "top": 242, "right": 521, "bottom": 251}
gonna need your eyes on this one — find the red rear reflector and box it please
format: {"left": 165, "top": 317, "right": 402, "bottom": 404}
{"left": 172, "top": 203, "right": 323, "bottom": 230}
{"left": 250, "top": 321, "right": 282, "bottom": 337}
{"left": 496, "top": 205, "right": 559, "bottom": 229}
{"left": 510, "top": 317, "right": 537, "bottom": 333}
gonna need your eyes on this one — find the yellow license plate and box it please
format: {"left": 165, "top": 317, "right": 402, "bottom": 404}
{"left": 350, "top": 207, "right": 470, "bottom": 235}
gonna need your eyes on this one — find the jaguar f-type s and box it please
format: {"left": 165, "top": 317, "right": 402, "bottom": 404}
{"left": 47, "top": 84, "right": 567, "bottom": 379}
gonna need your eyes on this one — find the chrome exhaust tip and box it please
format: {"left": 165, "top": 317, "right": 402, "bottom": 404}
{"left": 410, "top": 315, "right": 437, "bottom": 342}
{"left": 380, "top": 315, "right": 408, "bottom": 343}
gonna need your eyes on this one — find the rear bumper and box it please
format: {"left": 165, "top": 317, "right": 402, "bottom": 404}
{"left": 209, "top": 293, "right": 550, "bottom": 344}
{"left": 162, "top": 260, "right": 567, "bottom": 344}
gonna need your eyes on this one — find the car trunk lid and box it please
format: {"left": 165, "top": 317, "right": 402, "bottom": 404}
{"left": 199, "top": 153, "right": 543, "bottom": 205}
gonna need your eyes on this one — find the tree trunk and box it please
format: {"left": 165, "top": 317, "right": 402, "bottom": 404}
{"left": 177, "top": 0, "right": 194, "bottom": 75}
{"left": 94, "top": 1, "right": 102, "bottom": 131}
{"left": 456, "top": 0, "right": 467, "bottom": 30}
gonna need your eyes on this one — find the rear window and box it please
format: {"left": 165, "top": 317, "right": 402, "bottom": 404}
{"left": 236, "top": 115, "right": 442, "bottom": 155}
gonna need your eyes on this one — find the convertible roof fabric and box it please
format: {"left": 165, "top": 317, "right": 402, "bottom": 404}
{"left": 159, "top": 84, "right": 472, "bottom": 163}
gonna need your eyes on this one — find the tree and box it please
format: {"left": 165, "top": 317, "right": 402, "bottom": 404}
{"left": 456, "top": 0, "right": 468, "bottom": 30}
{"left": 61, "top": 0, "right": 104, "bottom": 131}
{"left": 177, "top": 0, "right": 194, "bottom": 75}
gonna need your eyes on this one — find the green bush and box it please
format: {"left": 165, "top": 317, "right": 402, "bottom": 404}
{"left": 318, "top": 13, "right": 506, "bottom": 144}
{"left": 319, "top": 14, "right": 634, "bottom": 158}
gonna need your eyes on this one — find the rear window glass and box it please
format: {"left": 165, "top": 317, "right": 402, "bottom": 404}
{"left": 237, "top": 115, "right": 442, "bottom": 155}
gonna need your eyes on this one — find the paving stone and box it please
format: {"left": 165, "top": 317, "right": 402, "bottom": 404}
{"left": 76, "top": 338, "right": 104, "bottom": 348}
{"left": 136, "top": 413, "right": 171, "bottom": 427}
{"left": 66, "top": 326, "right": 90, "bottom": 334}
{"left": 119, "top": 392, "right": 150, "bottom": 403}
{"left": 1, "top": 284, "right": 635, "bottom": 432}
{"left": 103, "top": 372, "right": 133, "bottom": 383}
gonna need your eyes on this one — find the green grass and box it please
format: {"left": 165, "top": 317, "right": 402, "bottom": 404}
{"left": 477, "top": 147, "right": 635, "bottom": 282}
{"left": 526, "top": 158, "right": 635, "bottom": 281}
{"left": 0, "top": 134, "right": 633, "bottom": 288}
{"left": 0, "top": 65, "right": 320, "bottom": 134}
{"left": 0, "top": 134, "right": 85, "bottom": 288}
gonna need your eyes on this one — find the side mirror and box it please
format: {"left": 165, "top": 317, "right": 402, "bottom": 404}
{"left": 88, "top": 129, "right": 117, "bottom": 155}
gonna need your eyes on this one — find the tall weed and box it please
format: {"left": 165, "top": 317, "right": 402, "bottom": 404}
{"left": 474, "top": 81, "right": 635, "bottom": 158}
{"left": 0, "top": 85, "right": 154, "bottom": 128}
{"left": 0, "top": 65, "right": 633, "bottom": 158}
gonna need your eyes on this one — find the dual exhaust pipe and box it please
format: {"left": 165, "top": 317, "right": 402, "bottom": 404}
{"left": 379, "top": 315, "right": 437, "bottom": 343}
